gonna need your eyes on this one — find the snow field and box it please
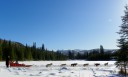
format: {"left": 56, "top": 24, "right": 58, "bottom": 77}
{"left": 0, "top": 61, "right": 125, "bottom": 77}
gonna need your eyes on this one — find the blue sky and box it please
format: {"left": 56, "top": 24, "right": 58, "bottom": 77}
{"left": 0, "top": 0, "right": 127, "bottom": 50}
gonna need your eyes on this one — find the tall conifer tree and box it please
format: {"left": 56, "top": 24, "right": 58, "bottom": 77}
{"left": 117, "top": 5, "right": 128, "bottom": 77}
{"left": 100, "top": 45, "right": 104, "bottom": 54}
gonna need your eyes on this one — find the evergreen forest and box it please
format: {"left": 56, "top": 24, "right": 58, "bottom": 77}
{"left": 0, "top": 39, "right": 67, "bottom": 61}
{"left": 0, "top": 39, "right": 117, "bottom": 61}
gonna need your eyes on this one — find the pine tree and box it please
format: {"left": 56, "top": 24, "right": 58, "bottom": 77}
{"left": 10, "top": 46, "right": 15, "bottom": 60}
{"left": 41, "top": 44, "right": 45, "bottom": 51}
{"left": 68, "top": 50, "right": 73, "bottom": 59}
{"left": 32, "top": 42, "right": 37, "bottom": 60}
{"left": 76, "top": 52, "right": 81, "bottom": 59}
{"left": 117, "top": 5, "right": 128, "bottom": 77}
{"left": 100, "top": 45, "right": 104, "bottom": 54}
{"left": 25, "top": 44, "right": 33, "bottom": 60}
{"left": 99, "top": 45, "right": 105, "bottom": 60}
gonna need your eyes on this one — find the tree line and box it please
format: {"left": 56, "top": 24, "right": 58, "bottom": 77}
{"left": 63, "top": 45, "right": 115, "bottom": 61}
{"left": 0, "top": 39, "right": 67, "bottom": 61}
{"left": 0, "top": 39, "right": 117, "bottom": 61}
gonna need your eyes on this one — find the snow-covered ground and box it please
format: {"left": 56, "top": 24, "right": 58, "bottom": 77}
{"left": 0, "top": 61, "right": 126, "bottom": 77}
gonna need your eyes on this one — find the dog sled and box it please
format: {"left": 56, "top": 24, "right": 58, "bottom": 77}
{"left": 9, "top": 61, "right": 32, "bottom": 67}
